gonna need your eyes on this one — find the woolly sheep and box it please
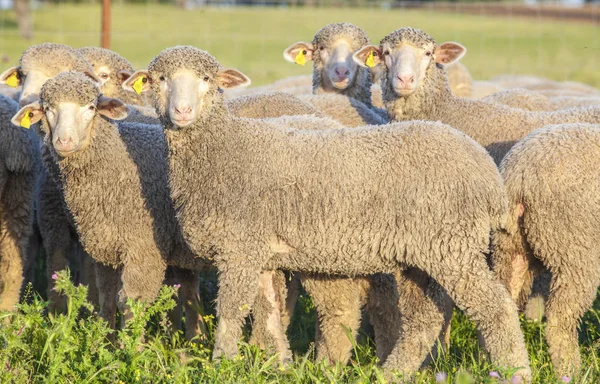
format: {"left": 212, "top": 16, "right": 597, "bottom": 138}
{"left": 491, "top": 123, "right": 600, "bottom": 379}
{"left": 445, "top": 61, "right": 473, "bottom": 98}
{"left": 126, "top": 46, "right": 531, "bottom": 380}
{"left": 283, "top": 23, "right": 388, "bottom": 126}
{"left": 490, "top": 74, "right": 600, "bottom": 95}
{"left": 13, "top": 73, "right": 212, "bottom": 327}
{"left": 0, "top": 43, "right": 101, "bottom": 312}
{"left": 482, "top": 88, "right": 600, "bottom": 112}
{"left": 0, "top": 94, "right": 37, "bottom": 311}
{"left": 354, "top": 27, "right": 600, "bottom": 164}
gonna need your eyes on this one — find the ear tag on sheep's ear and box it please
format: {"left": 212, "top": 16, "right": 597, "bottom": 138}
{"left": 20, "top": 111, "right": 32, "bottom": 129}
{"left": 294, "top": 50, "right": 307, "bottom": 66}
{"left": 365, "top": 51, "right": 376, "bottom": 68}
{"left": 6, "top": 72, "right": 19, "bottom": 88}
{"left": 132, "top": 76, "right": 146, "bottom": 95}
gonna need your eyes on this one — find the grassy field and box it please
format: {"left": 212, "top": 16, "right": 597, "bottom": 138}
{"left": 1, "top": 4, "right": 600, "bottom": 383}
{"left": 0, "top": 4, "right": 599, "bottom": 87}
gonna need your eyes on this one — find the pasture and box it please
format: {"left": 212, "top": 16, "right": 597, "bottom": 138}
{"left": 1, "top": 4, "right": 600, "bottom": 384}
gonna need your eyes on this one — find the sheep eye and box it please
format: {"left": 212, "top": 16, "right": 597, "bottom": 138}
{"left": 319, "top": 46, "right": 324, "bottom": 51}
{"left": 426, "top": 51, "right": 432, "bottom": 56}
{"left": 159, "top": 76, "right": 165, "bottom": 81}
{"left": 384, "top": 50, "right": 390, "bottom": 56}
{"left": 100, "top": 73, "right": 109, "bottom": 79}
{"left": 89, "top": 105, "right": 95, "bottom": 111}
{"left": 203, "top": 76, "right": 209, "bottom": 81}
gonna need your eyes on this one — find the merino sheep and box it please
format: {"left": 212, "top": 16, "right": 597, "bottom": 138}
{"left": 77, "top": 47, "right": 158, "bottom": 125}
{"left": 125, "top": 46, "right": 531, "bottom": 380}
{"left": 0, "top": 43, "right": 101, "bottom": 312}
{"left": 354, "top": 27, "right": 600, "bottom": 164}
{"left": 491, "top": 123, "right": 600, "bottom": 379}
{"left": 482, "top": 88, "right": 600, "bottom": 112}
{"left": 13, "top": 73, "right": 211, "bottom": 331}
{"left": 445, "top": 61, "right": 473, "bottom": 98}
{"left": 0, "top": 94, "right": 37, "bottom": 311}
{"left": 489, "top": 74, "right": 600, "bottom": 95}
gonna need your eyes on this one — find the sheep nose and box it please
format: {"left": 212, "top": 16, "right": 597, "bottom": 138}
{"left": 335, "top": 67, "right": 350, "bottom": 77}
{"left": 56, "top": 137, "right": 73, "bottom": 146}
{"left": 174, "top": 105, "right": 192, "bottom": 115}
{"left": 397, "top": 74, "right": 415, "bottom": 85}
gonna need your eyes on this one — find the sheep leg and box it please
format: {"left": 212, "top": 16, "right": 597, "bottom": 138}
{"left": 524, "top": 268, "right": 551, "bottom": 322}
{"left": 545, "top": 269, "right": 600, "bottom": 379}
{"left": 118, "top": 252, "right": 166, "bottom": 323}
{"left": 424, "top": 256, "right": 531, "bottom": 381}
{"left": 94, "top": 262, "right": 120, "bottom": 329}
{"left": 365, "top": 272, "right": 402, "bottom": 364}
{"left": 80, "top": 248, "right": 100, "bottom": 308}
{"left": 381, "top": 268, "right": 451, "bottom": 372}
{"left": 170, "top": 267, "right": 207, "bottom": 341}
{"left": 249, "top": 270, "right": 292, "bottom": 363}
{"left": 301, "top": 274, "right": 362, "bottom": 365}
{"left": 0, "top": 220, "right": 25, "bottom": 311}
{"left": 250, "top": 270, "right": 293, "bottom": 362}
{"left": 0, "top": 174, "right": 33, "bottom": 312}
{"left": 213, "top": 262, "right": 261, "bottom": 361}
{"left": 282, "top": 272, "right": 301, "bottom": 331}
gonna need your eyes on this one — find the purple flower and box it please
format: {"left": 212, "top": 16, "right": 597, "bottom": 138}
{"left": 174, "top": 284, "right": 181, "bottom": 289}
{"left": 489, "top": 371, "right": 500, "bottom": 379}
{"left": 435, "top": 371, "right": 447, "bottom": 382}
{"left": 51, "top": 273, "right": 58, "bottom": 280}
{"left": 561, "top": 376, "right": 571, "bottom": 383}
{"left": 511, "top": 375, "right": 521, "bottom": 384}
{"left": 51, "top": 287, "right": 56, "bottom": 291}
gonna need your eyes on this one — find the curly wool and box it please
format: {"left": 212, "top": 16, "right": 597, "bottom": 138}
{"left": 492, "top": 123, "right": 600, "bottom": 378}
{"left": 310, "top": 23, "right": 376, "bottom": 109}
{"left": 381, "top": 27, "right": 600, "bottom": 164}
{"left": 0, "top": 94, "right": 38, "bottom": 311}
{"left": 20, "top": 43, "right": 92, "bottom": 77}
{"left": 40, "top": 72, "right": 100, "bottom": 108}
{"left": 152, "top": 46, "right": 530, "bottom": 380}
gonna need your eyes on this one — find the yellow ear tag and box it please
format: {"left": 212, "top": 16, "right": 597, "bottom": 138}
{"left": 5, "top": 72, "right": 19, "bottom": 88}
{"left": 294, "top": 50, "right": 306, "bottom": 66}
{"left": 20, "top": 111, "right": 31, "bottom": 129}
{"left": 132, "top": 76, "right": 146, "bottom": 95}
{"left": 365, "top": 51, "right": 376, "bottom": 68}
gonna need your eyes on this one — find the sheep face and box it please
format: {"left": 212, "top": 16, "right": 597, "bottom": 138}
{"left": 353, "top": 28, "right": 465, "bottom": 97}
{"left": 123, "top": 46, "right": 250, "bottom": 128}
{"left": 12, "top": 73, "right": 128, "bottom": 157}
{"left": 0, "top": 43, "right": 100, "bottom": 107}
{"left": 283, "top": 23, "right": 369, "bottom": 92}
{"left": 78, "top": 47, "right": 135, "bottom": 98}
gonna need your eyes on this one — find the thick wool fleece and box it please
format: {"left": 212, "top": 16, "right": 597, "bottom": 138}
{"left": 226, "top": 92, "right": 323, "bottom": 119}
{"left": 151, "top": 47, "right": 531, "bottom": 379}
{"left": 382, "top": 28, "right": 600, "bottom": 164}
{"left": 446, "top": 62, "right": 473, "bottom": 98}
{"left": 78, "top": 47, "right": 151, "bottom": 106}
{"left": 20, "top": 43, "right": 92, "bottom": 78}
{"left": 492, "top": 124, "right": 600, "bottom": 379}
{"left": 0, "top": 95, "right": 38, "bottom": 311}
{"left": 38, "top": 73, "right": 210, "bottom": 309}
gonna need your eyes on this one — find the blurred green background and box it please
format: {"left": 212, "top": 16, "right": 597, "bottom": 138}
{"left": 0, "top": 4, "right": 598, "bottom": 86}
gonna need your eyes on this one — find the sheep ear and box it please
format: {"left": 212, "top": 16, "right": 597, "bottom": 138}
{"left": 12, "top": 102, "right": 43, "bottom": 128}
{"left": 117, "top": 70, "right": 133, "bottom": 84}
{"left": 0, "top": 66, "right": 22, "bottom": 87}
{"left": 83, "top": 70, "right": 103, "bottom": 87}
{"left": 353, "top": 45, "right": 382, "bottom": 68}
{"left": 217, "top": 68, "right": 251, "bottom": 89}
{"left": 434, "top": 42, "right": 466, "bottom": 66}
{"left": 122, "top": 70, "right": 151, "bottom": 94}
{"left": 283, "top": 42, "right": 314, "bottom": 66}
{"left": 97, "top": 96, "right": 129, "bottom": 120}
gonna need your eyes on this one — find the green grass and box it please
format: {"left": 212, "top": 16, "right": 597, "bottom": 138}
{"left": 0, "top": 4, "right": 599, "bottom": 86}
{"left": 3, "top": 270, "right": 600, "bottom": 383}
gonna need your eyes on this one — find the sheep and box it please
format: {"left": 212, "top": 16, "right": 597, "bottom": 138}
{"left": 282, "top": 22, "right": 388, "bottom": 126}
{"left": 353, "top": 27, "right": 600, "bottom": 164}
{"left": 0, "top": 43, "right": 102, "bottom": 312}
{"left": 0, "top": 94, "right": 38, "bottom": 311}
{"left": 13, "top": 72, "right": 212, "bottom": 331}
{"left": 124, "top": 46, "right": 532, "bottom": 380}
{"left": 491, "top": 123, "right": 600, "bottom": 379}
{"left": 482, "top": 88, "right": 600, "bottom": 112}
{"left": 489, "top": 74, "right": 600, "bottom": 95}
{"left": 77, "top": 47, "right": 158, "bottom": 125}
{"left": 445, "top": 61, "right": 473, "bottom": 98}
